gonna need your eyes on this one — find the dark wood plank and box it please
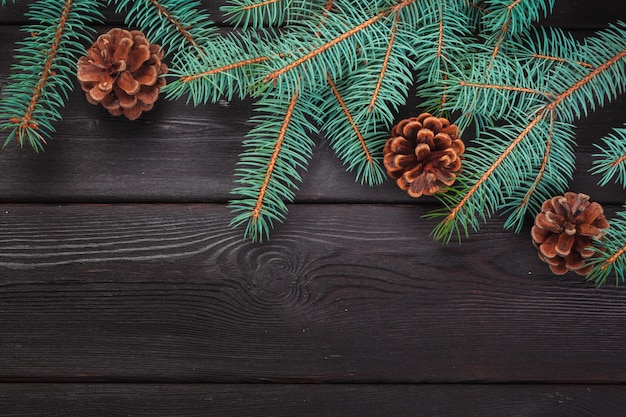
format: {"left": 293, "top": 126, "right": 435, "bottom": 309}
{"left": 2, "top": 383, "right": 626, "bottom": 417}
{"left": 1, "top": 203, "right": 625, "bottom": 383}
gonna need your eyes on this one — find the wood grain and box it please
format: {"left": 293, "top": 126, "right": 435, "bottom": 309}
{"left": 1, "top": 383, "right": 626, "bottom": 417}
{"left": 1, "top": 203, "right": 626, "bottom": 383}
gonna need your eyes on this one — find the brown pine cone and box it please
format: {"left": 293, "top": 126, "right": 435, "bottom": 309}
{"left": 531, "top": 192, "right": 609, "bottom": 276}
{"left": 383, "top": 113, "right": 464, "bottom": 197}
{"left": 77, "top": 28, "right": 168, "bottom": 121}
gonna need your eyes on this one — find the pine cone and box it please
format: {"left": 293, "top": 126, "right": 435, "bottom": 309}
{"left": 77, "top": 28, "right": 168, "bottom": 121}
{"left": 531, "top": 192, "right": 609, "bottom": 276}
{"left": 383, "top": 113, "right": 464, "bottom": 197}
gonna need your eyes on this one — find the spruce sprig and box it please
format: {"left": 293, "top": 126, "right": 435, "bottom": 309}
{"left": 592, "top": 124, "right": 626, "bottom": 187}
{"left": 586, "top": 208, "right": 626, "bottom": 287}
{"left": 163, "top": 29, "right": 282, "bottom": 104}
{"left": 220, "top": 0, "right": 328, "bottom": 29}
{"left": 0, "top": 0, "right": 105, "bottom": 151}
{"left": 229, "top": 87, "right": 321, "bottom": 242}
{"left": 114, "top": 0, "right": 216, "bottom": 55}
{"left": 430, "top": 21, "right": 626, "bottom": 245}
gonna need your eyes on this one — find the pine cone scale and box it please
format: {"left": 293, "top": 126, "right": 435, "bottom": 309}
{"left": 89, "top": 84, "right": 110, "bottom": 102}
{"left": 115, "top": 86, "right": 137, "bottom": 109}
{"left": 556, "top": 232, "right": 575, "bottom": 257}
{"left": 117, "top": 71, "right": 140, "bottom": 95}
{"left": 76, "top": 59, "right": 104, "bottom": 82}
{"left": 128, "top": 46, "right": 151, "bottom": 72}
{"left": 134, "top": 66, "right": 159, "bottom": 86}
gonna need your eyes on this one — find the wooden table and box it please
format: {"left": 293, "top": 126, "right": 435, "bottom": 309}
{"left": 1, "top": 1, "right": 626, "bottom": 415}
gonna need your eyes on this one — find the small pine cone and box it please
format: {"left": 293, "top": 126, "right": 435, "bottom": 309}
{"left": 77, "top": 28, "right": 168, "bottom": 121}
{"left": 531, "top": 192, "right": 609, "bottom": 276}
{"left": 383, "top": 113, "right": 464, "bottom": 197}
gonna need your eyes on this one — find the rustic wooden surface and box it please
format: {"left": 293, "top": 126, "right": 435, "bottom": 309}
{"left": 1, "top": 1, "right": 626, "bottom": 416}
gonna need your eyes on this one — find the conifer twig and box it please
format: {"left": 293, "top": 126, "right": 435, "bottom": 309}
{"left": 433, "top": 31, "right": 626, "bottom": 243}
{"left": 0, "top": 0, "right": 104, "bottom": 150}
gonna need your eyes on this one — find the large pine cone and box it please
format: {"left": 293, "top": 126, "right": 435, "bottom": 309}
{"left": 383, "top": 113, "right": 464, "bottom": 197}
{"left": 77, "top": 28, "right": 168, "bottom": 120}
{"left": 531, "top": 192, "right": 609, "bottom": 276}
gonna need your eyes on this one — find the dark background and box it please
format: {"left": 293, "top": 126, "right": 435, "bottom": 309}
{"left": 1, "top": 1, "right": 626, "bottom": 415}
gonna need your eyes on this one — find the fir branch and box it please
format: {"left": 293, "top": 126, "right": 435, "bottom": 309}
{"left": 114, "top": 0, "right": 216, "bottom": 55}
{"left": 430, "top": 114, "right": 553, "bottom": 242}
{"left": 264, "top": 13, "right": 384, "bottom": 84}
{"left": 591, "top": 124, "right": 626, "bottom": 187}
{"left": 501, "top": 115, "right": 575, "bottom": 232}
{"left": 369, "top": 10, "right": 400, "bottom": 112}
{"left": 314, "top": 3, "right": 417, "bottom": 185}
{"left": 431, "top": 24, "right": 626, "bottom": 243}
{"left": 510, "top": 27, "right": 593, "bottom": 70}
{"left": 482, "top": 0, "right": 555, "bottom": 60}
{"left": 320, "top": 74, "right": 386, "bottom": 185}
{"left": 229, "top": 88, "right": 321, "bottom": 242}
{"left": 414, "top": 0, "right": 478, "bottom": 114}
{"left": 259, "top": 0, "right": 417, "bottom": 94}
{"left": 586, "top": 209, "right": 626, "bottom": 287}
{"left": 221, "top": 0, "right": 327, "bottom": 29}
{"left": 443, "top": 52, "right": 554, "bottom": 130}
{"left": 0, "top": 0, "right": 104, "bottom": 151}
{"left": 459, "top": 80, "right": 550, "bottom": 97}
{"left": 163, "top": 30, "right": 282, "bottom": 104}
{"left": 531, "top": 53, "right": 594, "bottom": 69}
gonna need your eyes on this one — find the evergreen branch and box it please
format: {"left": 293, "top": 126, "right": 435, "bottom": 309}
{"left": 414, "top": 0, "right": 478, "bottom": 114}
{"left": 508, "top": 27, "right": 593, "bottom": 72}
{"left": 531, "top": 54, "right": 594, "bottom": 69}
{"left": 229, "top": 88, "right": 321, "bottom": 242}
{"left": 549, "top": 51, "right": 626, "bottom": 123}
{"left": 431, "top": 113, "right": 548, "bottom": 242}
{"left": 322, "top": 74, "right": 386, "bottom": 185}
{"left": 501, "top": 112, "right": 554, "bottom": 232}
{"left": 369, "top": 10, "right": 399, "bottom": 112}
{"left": 0, "top": 0, "right": 104, "bottom": 151}
{"left": 8, "top": 0, "right": 74, "bottom": 149}
{"left": 327, "top": 75, "right": 373, "bottom": 165}
{"left": 467, "top": 1, "right": 489, "bottom": 14}
{"left": 221, "top": 0, "right": 326, "bottom": 29}
{"left": 591, "top": 124, "right": 626, "bottom": 187}
{"left": 586, "top": 209, "right": 626, "bottom": 286}
{"left": 442, "top": 52, "right": 553, "bottom": 130}
{"left": 459, "top": 80, "right": 551, "bottom": 98}
{"left": 114, "top": 0, "right": 215, "bottom": 55}
{"left": 252, "top": 91, "right": 299, "bottom": 220}
{"left": 244, "top": 0, "right": 280, "bottom": 9}
{"left": 432, "top": 25, "right": 626, "bottom": 243}
{"left": 222, "top": 0, "right": 283, "bottom": 28}
{"left": 260, "top": 0, "right": 417, "bottom": 93}
{"left": 315, "top": 3, "right": 417, "bottom": 185}
{"left": 163, "top": 30, "right": 282, "bottom": 103}
{"left": 501, "top": 114, "right": 575, "bottom": 232}
{"left": 181, "top": 56, "right": 271, "bottom": 83}
{"left": 263, "top": 12, "right": 385, "bottom": 83}
{"left": 482, "top": 0, "right": 555, "bottom": 57}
